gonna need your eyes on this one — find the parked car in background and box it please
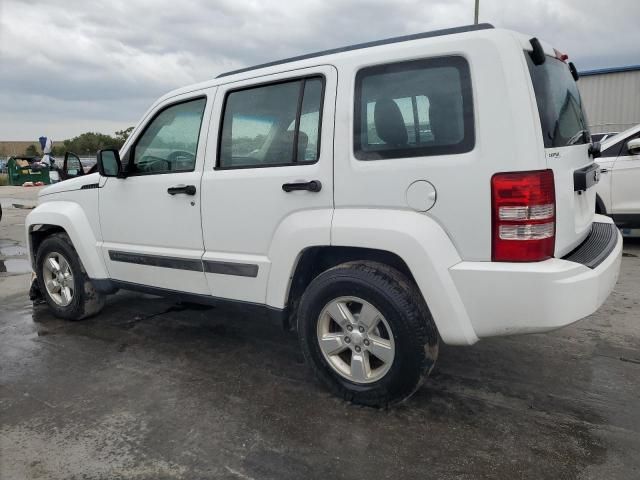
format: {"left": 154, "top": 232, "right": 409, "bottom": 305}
{"left": 50, "top": 152, "right": 98, "bottom": 183}
{"left": 25, "top": 24, "right": 622, "bottom": 406}
{"left": 591, "top": 132, "right": 618, "bottom": 143}
{"left": 595, "top": 124, "right": 640, "bottom": 228}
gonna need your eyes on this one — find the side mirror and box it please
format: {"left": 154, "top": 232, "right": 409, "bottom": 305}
{"left": 627, "top": 138, "right": 640, "bottom": 155}
{"left": 97, "top": 148, "right": 123, "bottom": 177}
{"left": 63, "top": 151, "right": 84, "bottom": 179}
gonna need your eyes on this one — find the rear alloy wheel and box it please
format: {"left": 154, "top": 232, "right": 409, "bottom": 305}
{"left": 299, "top": 261, "right": 439, "bottom": 407}
{"left": 317, "top": 296, "right": 395, "bottom": 384}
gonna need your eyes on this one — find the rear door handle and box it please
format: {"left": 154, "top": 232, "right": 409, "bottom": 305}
{"left": 282, "top": 180, "right": 322, "bottom": 193}
{"left": 168, "top": 184, "right": 196, "bottom": 195}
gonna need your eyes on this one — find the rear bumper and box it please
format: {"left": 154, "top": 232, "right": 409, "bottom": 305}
{"left": 450, "top": 217, "right": 622, "bottom": 339}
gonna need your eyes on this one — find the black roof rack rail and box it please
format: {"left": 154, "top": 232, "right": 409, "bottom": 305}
{"left": 216, "top": 23, "right": 494, "bottom": 79}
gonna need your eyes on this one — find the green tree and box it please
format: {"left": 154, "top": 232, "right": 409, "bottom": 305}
{"left": 61, "top": 132, "right": 121, "bottom": 156}
{"left": 39, "top": 128, "right": 133, "bottom": 158}
{"left": 115, "top": 126, "right": 135, "bottom": 144}
{"left": 51, "top": 145, "right": 66, "bottom": 156}
{"left": 25, "top": 144, "right": 39, "bottom": 156}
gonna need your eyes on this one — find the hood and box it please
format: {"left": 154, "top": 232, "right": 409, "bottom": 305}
{"left": 601, "top": 123, "right": 640, "bottom": 151}
{"left": 39, "top": 173, "right": 101, "bottom": 198}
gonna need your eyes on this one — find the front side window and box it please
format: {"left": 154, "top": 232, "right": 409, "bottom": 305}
{"left": 132, "top": 98, "right": 206, "bottom": 174}
{"left": 354, "top": 56, "right": 474, "bottom": 160}
{"left": 218, "top": 77, "right": 324, "bottom": 168}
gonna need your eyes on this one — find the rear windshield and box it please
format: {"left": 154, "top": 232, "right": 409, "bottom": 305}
{"left": 526, "top": 55, "right": 590, "bottom": 148}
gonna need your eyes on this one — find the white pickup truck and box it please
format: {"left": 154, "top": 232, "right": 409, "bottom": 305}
{"left": 26, "top": 24, "right": 622, "bottom": 406}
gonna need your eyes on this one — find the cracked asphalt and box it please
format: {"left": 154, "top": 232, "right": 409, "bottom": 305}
{"left": 1, "top": 186, "right": 639, "bottom": 479}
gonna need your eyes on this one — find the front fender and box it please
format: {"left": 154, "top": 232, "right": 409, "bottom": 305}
{"left": 25, "top": 201, "right": 109, "bottom": 279}
{"left": 331, "top": 209, "right": 478, "bottom": 345}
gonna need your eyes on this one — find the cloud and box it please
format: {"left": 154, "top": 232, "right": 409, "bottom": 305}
{"left": 0, "top": 0, "right": 638, "bottom": 140}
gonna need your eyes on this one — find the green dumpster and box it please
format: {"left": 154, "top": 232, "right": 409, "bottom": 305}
{"left": 7, "top": 156, "right": 51, "bottom": 186}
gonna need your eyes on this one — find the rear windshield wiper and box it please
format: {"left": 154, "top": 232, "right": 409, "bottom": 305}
{"left": 567, "top": 129, "right": 589, "bottom": 146}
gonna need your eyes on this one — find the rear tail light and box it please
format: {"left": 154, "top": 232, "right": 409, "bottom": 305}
{"left": 491, "top": 170, "right": 555, "bottom": 262}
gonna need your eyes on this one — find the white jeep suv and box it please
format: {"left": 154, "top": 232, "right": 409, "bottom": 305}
{"left": 26, "top": 24, "right": 622, "bottom": 406}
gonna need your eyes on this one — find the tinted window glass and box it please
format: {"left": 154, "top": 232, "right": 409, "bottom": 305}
{"left": 219, "top": 77, "right": 324, "bottom": 168}
{"left": 354, "top": 56, "right": 474, "bottom": 160}
{"left": 526, "top": 55, "right": 589, "bottom": 148}
{"left": 621, "top": 132, "right": 640, "bottom": 155}
{"left": 133, "top": 98, "right": 206, "bottom": 174}
{"left": 296, "top": 78, "right": 323, "bottom": 162}
{"left": 66, "top": 155, "right": 82, "bottom": 176}
{"left": 600, "top": 140, "right": 624, "bottom": 158}
{"left": 601, "top": 131, "right": 640, "bottom": 158}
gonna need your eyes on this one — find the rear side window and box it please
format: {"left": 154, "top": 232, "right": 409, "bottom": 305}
{"left": 354, "top": 56, "right": 474, "bottom": 160}
{"left": 218, "top": 77, "right": 324, "bottom": 169}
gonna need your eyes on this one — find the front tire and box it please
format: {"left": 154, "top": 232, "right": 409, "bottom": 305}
{"left": 298, "top": 261, "right": 439, "bottom": 407}
{"left": 36, "top": 233, "right": 104, "bottom": 320}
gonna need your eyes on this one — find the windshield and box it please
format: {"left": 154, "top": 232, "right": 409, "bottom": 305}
{"left": 526, "top": 55, "right": 590, "bottom": 148}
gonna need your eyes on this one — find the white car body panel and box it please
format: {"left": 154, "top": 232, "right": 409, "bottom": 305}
{"left": 26, "top": 198, "right": 108, "bottom": 279}
{"left": 200, "top": 66, "right": 337, "bottom": 304}
{"left": 611, "top": 153, "right": 640, "bottom": 214}
{"left": 595, "top": 123, "right": 640, "bottom": 222}
{"left": 451, "top": 215, "right": 621, "bottom": 338}
{"left": 333, "top": 30, "right": 548, "bottom": 261}
{"left": 265, "top": 209, "right": 333, "bottom": 307}
{"left": 331, "top": 209, "right": 478, "bottom": 345}
{"left": 97, "top": 88, "right": 215, "bottom": 294}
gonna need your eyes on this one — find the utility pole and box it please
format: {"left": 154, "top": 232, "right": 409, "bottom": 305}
{"left": 474, "top": 0, "right": 479, "bottom": 24}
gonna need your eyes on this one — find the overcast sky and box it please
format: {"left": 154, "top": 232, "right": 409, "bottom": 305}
{"left": 1, "top": 0, "right": 638, "bottom": 140}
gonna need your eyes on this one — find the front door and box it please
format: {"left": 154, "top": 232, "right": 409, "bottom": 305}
{"left": 200, "top": 66, "right": 337, "bottom": 304}
{"left": 99, "top": 92, "right": 213, "bottom": 294}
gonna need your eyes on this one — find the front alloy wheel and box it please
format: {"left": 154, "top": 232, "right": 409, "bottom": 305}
{"left": 36, "top": 232, "right": 105, "bottom": 320}
{"left": 42, "top": 252, "right": 75, "bottom": 306}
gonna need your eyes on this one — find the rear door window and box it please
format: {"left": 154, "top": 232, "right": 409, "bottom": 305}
{"left": 218, "top": 77, "right": 324, "bottom": 168}
{"left": 354, "top": 56, "right": 474, "bottom": 160}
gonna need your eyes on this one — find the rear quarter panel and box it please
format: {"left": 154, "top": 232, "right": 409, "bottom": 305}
{"left": 332, "top": 29, "right": 546, "bottom": 262}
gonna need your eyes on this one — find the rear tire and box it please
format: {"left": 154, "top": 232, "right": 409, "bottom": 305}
{"left": 298, "top": 261, "right": 438, "bottom": 407}
{"left": 36, "top": 233, "right": 104, "bottom": 320}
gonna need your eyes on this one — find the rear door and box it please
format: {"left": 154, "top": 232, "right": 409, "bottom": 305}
{"left": 526, "top": 54, "right": 596, "bottom": 256}
{"left": 200, "top": 66, "right": 336, "bottom": 303}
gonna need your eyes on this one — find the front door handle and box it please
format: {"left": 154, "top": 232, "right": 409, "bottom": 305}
{"left": 168, "top": 184, "right": 197, "bottom": 196}
{"left": 282, "top": 180, "right": 322, "bottom": 193}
